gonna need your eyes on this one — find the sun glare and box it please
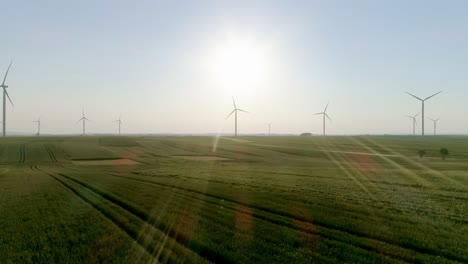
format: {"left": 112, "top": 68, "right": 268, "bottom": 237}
{"left": 206, "top": 37, "right": 269, "bottom": 89}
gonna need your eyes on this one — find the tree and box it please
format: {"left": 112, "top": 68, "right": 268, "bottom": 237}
{"left": 300, "top": 132, "right": 312, "bottom": 137}
{"left": 418, "top": 150, "right": 426, "bottom": 158}
{"left": 440, "top": 148, "right": 449, "bottom": 160}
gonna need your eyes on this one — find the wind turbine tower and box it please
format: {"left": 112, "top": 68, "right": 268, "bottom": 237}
{"left": 406, "top": 113, "right": 419, "bottom": 136}
{"left": 115, "top": 115, "right": 122, "bottom": 136}
{"left": 268, "top": 123, "right": 271, "bottom": 136}
{"left": 1, "top": 61, "right": 14, "bottom": 137}
{"left": 33, "top": 118, "right": 41, "bottom": 136}
{"left": 77, "top": 109, "right": 89, "bottom": 136}
{"left": 225, "top": 97, "right": 248, "bottom": 137}
{"left": 429, "top": 117, "right": 440, "bottom": 136}
{"left": 314, "top": 103, "right": 331, "bottom": 136}
{"left": 405, "top": 91, "right": 441, "bottom": 136}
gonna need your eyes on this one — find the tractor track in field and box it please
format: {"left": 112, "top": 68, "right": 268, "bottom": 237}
{"left": 44, "top": 144, "right": 58, "bottom": 162}
{"left": 47, "top": 173, "right": 164, "bottom": 262}
{"left": 18, "top": 144, "right": 26, "bottom": 163}
{"left": 103, "top": 174, "right": 413, "bottom": 262}
{"left": 103, "top": 173, "right": 465, "bottom": 264}
{"left": 44, "top": 144, "right": 65, "bottom": 167}
{"left": 164, "top": 171, "right": 468, "bottom": 221}
{"left": 48, "top": 172, "right": 232, "bottom": 264}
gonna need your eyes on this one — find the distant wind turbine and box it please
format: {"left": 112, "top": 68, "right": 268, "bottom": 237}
{"left": 406, "top": 113, "right": 419, "bottom": 136}
{"left": 268, "top": 123, "right": 271, "bottom": 136}
{"left": 405, "top": 91, "right": 441, "bottom": 136}
{"left": 77, "top": 109, "right": 89, "bottom": 136}
{"left": 114, "top": 115, "right": 122, "bottom": 136}
{"left": 1, "top": 61, "right": 14, "bottom": 137}
{"left": 225, "top": 97, "right": 248, "bottom": 137}
{"left": 428, "top": 117, "right": 440, "bottom": 136}
{"left": 33, "top": 117, "right": 41, "bottom": 136}
{"left": 314, "top": 103, "right": 331, "bottom": 136}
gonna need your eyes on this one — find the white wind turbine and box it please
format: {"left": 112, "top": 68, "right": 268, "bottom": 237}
{"left": 405, "top": 91, "right": 441, "bottom": 136}
{"left": 114, "top": 115, "right": 122, "bottom": 136}
{"left": 314, "top": 103, "right": 331, "bottom": 136}
{"left": 77, "top": 109, "right": 89, "bottom": 136}
{"left": 33, "top": 117, "right": 41, "bottom": 136}
{"left": 428, "top": 117, "right": 440, "bottom": 136}
{"left": 268, "top": 123, "right": 271, "bottom": 136}
{"left": 1, "top": 61, "right": 14, "bottom": 137}
{"left": 225, "top": 97, "right": 248, "bottom": 137}
{"left": 406, "top": 113, "right": 419, "bottom": 136}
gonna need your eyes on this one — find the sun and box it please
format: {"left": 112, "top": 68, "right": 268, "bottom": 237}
{"left": 205, "top": 37, "right": 269, "bottom": 90}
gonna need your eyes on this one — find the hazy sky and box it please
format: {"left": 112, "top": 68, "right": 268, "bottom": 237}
{"left": 3, "top": 0, "right": 468, "bottom": 135}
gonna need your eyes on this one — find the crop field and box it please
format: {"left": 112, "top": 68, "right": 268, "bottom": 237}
{"left": 0, "top": 136, "right": 466, "bottom": 263}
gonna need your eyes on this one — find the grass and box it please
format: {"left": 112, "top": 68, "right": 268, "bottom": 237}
{"left": 0, "top": 135, "right": 466, "bottom": 263}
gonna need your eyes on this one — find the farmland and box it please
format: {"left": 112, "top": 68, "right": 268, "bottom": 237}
{"left": 0, "top": 136, "right": 466, "bottom": 263}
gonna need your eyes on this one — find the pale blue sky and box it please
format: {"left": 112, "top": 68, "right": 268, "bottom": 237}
{"left": 2, "top": 0, "right": 468, "bottom": 135}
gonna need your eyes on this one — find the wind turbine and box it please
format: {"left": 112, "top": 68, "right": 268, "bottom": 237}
{"left": 225, "top": 97, "right": 248, "bottom": 137}
{"left": 406, "top": 113, "right": 419, "bottom": 136}
{"left": 114, "top": 115, "right": 122, "bottom": 136}
{"left": 77, "top": 109, "right": 89, "bottom": 136}
{"left": 268, "top": 123, "right": 271, "bottom": 136}
{"left": 428, "top": 117, "right": 440, "bottom": 136}
{"left": 33, "top": 117, "right": 41, "bottom": 136}
{"left": 405, "top": 91, "right": 441, "bottom": 136}
{"left": 1, "top": 61, "right": 14, "bottom": 137}
{"left": 314, "top": 103, "right": 331, "bottom": 136}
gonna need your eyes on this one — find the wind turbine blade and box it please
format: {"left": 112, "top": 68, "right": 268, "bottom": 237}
{"left": 237, "top": 109, "right": 249, "bottom": 113}
{"left": 232, "top": 97, "right": 237, "bottom": 109}
{"left": 2, "top": 60, "right": 13, "bottom": 86}
{"left": 77, "top": 118, "right": 83, "bottom": 124}
{"left": 324, "top": 102, "right": 329, "bottom": 112}
{"left": 405, "top": 91, "right": 422, "bottom": 101}
{"left": 325, "top": 113, "right": 331, "bottom": 121}
{"left": 414, "top": 113, "right": 420, "bottom": 118}
{"left": 314, "top": 112, "right": 324, "bottom": 115}
{"left": 4, "top": 89, "right": 14, "bottom": 107}
{"left": 424, "top": 91, "right": 442, "bottom": 101}
{"left": 225, "top": 109, "right": 235, "bottom": 120}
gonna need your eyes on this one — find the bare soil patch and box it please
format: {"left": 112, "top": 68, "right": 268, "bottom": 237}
{"left": 222, "top": 138, "right": 251, "bottom": 143}
{"left": 174, "top": 156, "right": 231, "bottom": 161}
{"left": 72, "top": 159, "right": 141, "bottom": 166}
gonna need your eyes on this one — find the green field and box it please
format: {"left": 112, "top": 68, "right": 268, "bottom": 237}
{"left": 0, "top": 136, "right": 466, "bottom": 263}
